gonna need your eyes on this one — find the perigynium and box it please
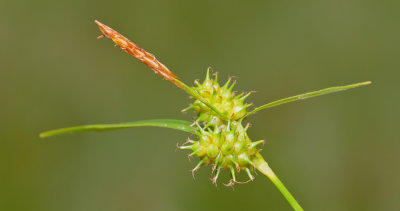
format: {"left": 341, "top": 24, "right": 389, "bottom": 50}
{"left": 40, "top": 20, "right": 371, "bottom": 211}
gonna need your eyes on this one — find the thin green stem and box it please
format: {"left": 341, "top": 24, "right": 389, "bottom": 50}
{"left": 253, "top": 153, "right": 304, "bottom": 211}
{"left": 245, "top": 81, "right": 371, "bottom": 118}
{"left": 175, "top": 79, "right": 228, "bottom": 121}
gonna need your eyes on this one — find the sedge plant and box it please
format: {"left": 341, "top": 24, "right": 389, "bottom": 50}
{"left": 40, "top": 20, "right": 371, "bottom": 211}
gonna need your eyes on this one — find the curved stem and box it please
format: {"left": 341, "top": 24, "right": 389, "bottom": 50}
{"left": 253, "top": 154, "right": 304, "bottom": 211}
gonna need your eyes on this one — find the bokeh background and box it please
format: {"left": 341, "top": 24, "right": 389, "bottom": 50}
{"left": 1, "top": 0, "right": 399, "bottom": 210}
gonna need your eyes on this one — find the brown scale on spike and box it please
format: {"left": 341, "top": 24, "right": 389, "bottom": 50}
{"left": 94, "top": 20, "right": 181, "bottom": 88}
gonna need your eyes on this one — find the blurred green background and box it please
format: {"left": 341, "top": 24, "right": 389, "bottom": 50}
{"left": 1, "top": 0, "right": 399, "bottom": 210}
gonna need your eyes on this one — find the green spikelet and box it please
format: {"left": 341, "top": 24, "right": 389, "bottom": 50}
{"left": 189, "top": 69, "right": 252, "bottom": 123}
{"left": 180, "top": 69, "right": 260, "bottom": 185}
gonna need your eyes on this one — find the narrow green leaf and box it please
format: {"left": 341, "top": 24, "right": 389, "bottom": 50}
{"left": 40, "top": 119, "right": 194, "bottom": 138}
{"left": 245, "top": 81, "right": 371, "bottom": 118}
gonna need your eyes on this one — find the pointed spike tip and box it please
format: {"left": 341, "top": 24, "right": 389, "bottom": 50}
{"left": 240, "top": 92, "right": 253, "bottom": 101}
{"left": 179, "top": 145, "right": 193, "bottom": 150}
{"left": 223, "top": 78, "right": 232, "bottom": 88}
{"left": 213, "top": 72, "right": 218, "bottom": 85}
{"left": 205, "top": 68, "right": 211, "bottom": 81}
{"left": 94, "top": 20, "right": 112, "bottom": 38}
{"left": 250, "top": 140, "right": 266, "bottom": 149}
{"left": 229, "top": 80, "right": 237, "bottom": 91}
{"left": 94, "top": 19, "right": 101, "bottom": 26}
{"left": 245, "top": 168, "right": 255, "bottom": 181}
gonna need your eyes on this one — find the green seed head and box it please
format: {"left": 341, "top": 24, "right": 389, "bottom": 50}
{"left": 181, "top": 69, "right": 264, "bottom": 186}
{"left": 187, "top": 69, "right": 252, "bottom": 123}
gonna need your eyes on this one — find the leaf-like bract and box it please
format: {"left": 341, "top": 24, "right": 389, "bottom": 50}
{"left": 40, "top": 119, "right": 194, "bottom": 138}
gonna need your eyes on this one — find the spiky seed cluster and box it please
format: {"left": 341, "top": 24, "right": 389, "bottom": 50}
{"left": 180, "top": 70, "right": 264, "bottom": 186}
{"left": 184, "top": 70, "right": 252, "bottom": 125}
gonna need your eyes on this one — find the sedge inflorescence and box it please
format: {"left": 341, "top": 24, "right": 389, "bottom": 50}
{"left": 93, "top": 20, "right": 265, "bottom": 186}
{"left": 37, "top": 20, "right": 372, "bottom": 211}
{"left": 39, "top": 20, "right": 370, "bottom": 210}
{"left": 180, "top": 70, "right": 264, "bottom": 186}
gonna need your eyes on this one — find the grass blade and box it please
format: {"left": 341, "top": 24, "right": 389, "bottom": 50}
{"left": 40, "top": 119, "right": 194, "bottom": 138}
{"left": 245, "top": 81, "right": 371, "bottom": 118}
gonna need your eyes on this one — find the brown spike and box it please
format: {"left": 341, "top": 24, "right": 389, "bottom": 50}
{"left": 94, "top": 20, "right": 181, "bottom": 88}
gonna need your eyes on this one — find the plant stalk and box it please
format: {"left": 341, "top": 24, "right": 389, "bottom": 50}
{"left": 253, "top": 153, "right": 304, "bottom": 211}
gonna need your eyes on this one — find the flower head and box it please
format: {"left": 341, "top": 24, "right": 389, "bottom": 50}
{"left": 180, "top": 71, "right": 263, "bottom": 186}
